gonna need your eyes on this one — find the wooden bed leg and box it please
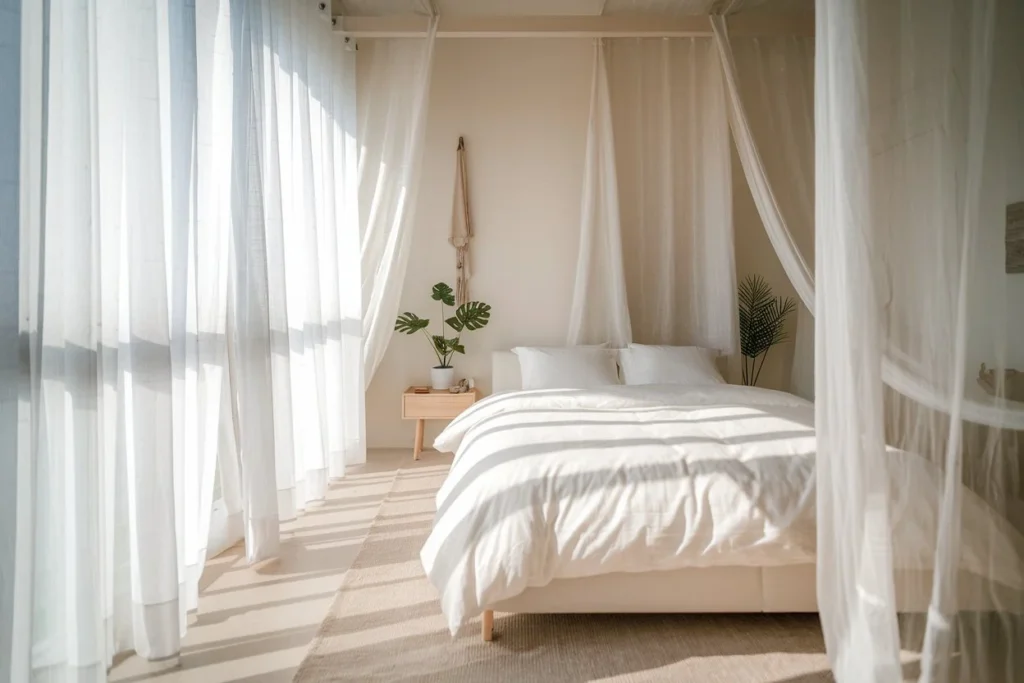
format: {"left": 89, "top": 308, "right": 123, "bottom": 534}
{"left": 482, "top": 610, "right": 494, "bottom": 642}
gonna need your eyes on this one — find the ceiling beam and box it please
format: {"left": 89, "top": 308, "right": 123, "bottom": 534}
{"left": 333, "top": 13, "right": 814, "bottom": 38}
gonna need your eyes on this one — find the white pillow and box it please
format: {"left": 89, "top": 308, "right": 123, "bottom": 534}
{"left": 618, "top": 344, "right": 725, "bottom": 386}
{"left": 511, "top": 346, "right": 620, "bottom": 390}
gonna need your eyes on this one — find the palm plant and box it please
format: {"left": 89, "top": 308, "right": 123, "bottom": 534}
{"left": 738, "top": 274, "right": 796, "bottom": 386}
{"left": 394, "top": 282, "right": 491, "bottom": 368}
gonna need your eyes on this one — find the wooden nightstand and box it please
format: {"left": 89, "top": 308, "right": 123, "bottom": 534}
{"left": 402, "top": 387, "right": 481, "bottom": 460}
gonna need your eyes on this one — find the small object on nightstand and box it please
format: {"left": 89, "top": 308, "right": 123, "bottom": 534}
{"left": 402, "top": 386, "right": 482, "bottom": 460}
{"left": 412, "top": 386, "right": 431, "bottom": 394}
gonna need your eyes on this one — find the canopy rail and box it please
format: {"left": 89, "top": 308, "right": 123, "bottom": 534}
{"left": 333, "top": 14, "right": 814, "bottom": 39}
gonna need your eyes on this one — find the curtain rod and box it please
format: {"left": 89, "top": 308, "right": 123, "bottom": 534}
{"left": 333, "top": 14, "right": 815, "bottom": 39}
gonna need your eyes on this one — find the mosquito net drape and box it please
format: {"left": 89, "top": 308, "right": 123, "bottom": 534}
{"left": 711, "top": 5, "right": 1024, "bottom": 678}
{"left": 359, "top": 20, "right": 439, "bottom": 382}
{"left": 569, "top": 6, "right": 1024, "bottom": 678}
{"left": 714, "top": 12, "right": 1024, "bottom": 432}
{"left": 567, "top": 39, "right": 632, "bottom": 348}
{"left": 608, "top": 38, "right": 736, "bottom": 352}
{"left": 729, "top": 34, "right": 815, "bottom": 399}
{"left": 569, "top": 38, "right": 737, "bottom": 353}
{"left": 813, "top": 0, "right": 1024, "bottom": 679}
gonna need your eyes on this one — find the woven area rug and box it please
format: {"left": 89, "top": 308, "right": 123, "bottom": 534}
{"left": 293, "top": 459, "right": 835, "bottom": 683}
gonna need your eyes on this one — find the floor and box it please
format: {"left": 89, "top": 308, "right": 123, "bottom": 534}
{"left": 109, "top": 448, "right": 416, "bottom": 683}
{"left": 291, "top": 462, "right": 837, "bottom": 683}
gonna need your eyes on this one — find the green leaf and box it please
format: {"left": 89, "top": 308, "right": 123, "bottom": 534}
{"left": 432, "top": 335, "right": 465, "bottom": 354}
{"left": 395, "top": 312, "right": 429, "bottom": 335}
{"left": 449, "top": 301, "right": 491, "bottom": 332}
{"left": 431, "top": 282, "right": 456, "bottom": 306}
{"left": 737, "top": 275, "right": 794, "bottom": 360}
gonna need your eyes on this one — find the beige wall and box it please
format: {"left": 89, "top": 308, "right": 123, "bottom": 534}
{"left": 363, "top": 38, "right": 801, "bottom": 449}
{"left": 1001, "top": 6, "right": 1024, "bottom": 370}
{"left": 958, "top": 3, "right": 1023, "bottom": 375}
{"left": 364, "top": 39, "right": 593, "bottom": 448}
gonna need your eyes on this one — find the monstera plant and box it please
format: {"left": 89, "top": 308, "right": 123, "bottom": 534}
{"left": 395, "top": 282, "right": 491, "bottom": 389}
{"left": 738, "top": 274, "right": 796, "bottom": 387}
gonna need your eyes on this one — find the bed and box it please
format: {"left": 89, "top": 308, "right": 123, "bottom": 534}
{"left": 420, "top": 351, "right": 1024, "bottom": 641}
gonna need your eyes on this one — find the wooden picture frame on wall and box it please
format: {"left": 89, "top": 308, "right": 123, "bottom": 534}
{"left": 1008, "top": 201, "right": 1024, "bottom": 274}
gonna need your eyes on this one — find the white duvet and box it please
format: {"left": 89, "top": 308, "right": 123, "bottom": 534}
{"left": 419, "top": 384, "right": 1024, "bottom": 634}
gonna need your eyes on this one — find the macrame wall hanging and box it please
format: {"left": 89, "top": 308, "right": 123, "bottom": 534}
{"left": 450, "top": 136, "right": 473, "bottom": 305}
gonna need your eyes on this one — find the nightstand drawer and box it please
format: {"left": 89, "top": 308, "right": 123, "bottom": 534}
{"left": 402, "top": 391, "right": 477, "bottom": 419}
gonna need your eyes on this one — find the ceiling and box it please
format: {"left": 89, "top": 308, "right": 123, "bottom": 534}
{"left": 334, "top": 0, "right": 813, "bottom": 17}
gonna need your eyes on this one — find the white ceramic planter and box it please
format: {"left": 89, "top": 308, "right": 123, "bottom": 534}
{"left": 431, "top": 366, "right": 455, "bottom": 391}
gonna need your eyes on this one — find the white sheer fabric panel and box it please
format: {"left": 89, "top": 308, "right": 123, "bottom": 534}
{"left": 13, "top": 0, "right": 217, "bottom": 674}
{"left": 605, "top": 38, "right": 736, "bottom": 353}
{"left": 334, "top": 33, "right": 365, "bottom": 467}
{"left": 226, "top": 0, "right": 360, "bottom": 560}
{"left": 11, "top": 0, "right": 362, "bottom": 678}
{"left": 567, "top": 40, "right": 632, "bottom": 348}
{"left": 225, "top": 0, "right": 281, "bottom": 565}
{"left": 816, "top": 0, "right": 1024, "bottom": 681}
{"left": 729, "top": 35, "right": 815, "bottom": 400}
{"left": 0, "top": 2, "right": 22, "bottom": 681}
{"left": 359, "top": 20, "right": 438, "bottom": 382}
{"left": 186, "top": 0, "right": 234, "bottom": 617}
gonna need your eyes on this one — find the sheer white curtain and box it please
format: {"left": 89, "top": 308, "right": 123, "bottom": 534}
{"left": 606, "top": 38, "right": 736, "bottom": 352}
{"left": 815, "top": 0, "right": 1024, "bottom": 681}
{"left": 13, "top": 0, "right": 218, "bottom": 675}
{"left": 0, "top": 2, "right": 22, "bottom": 681}
{"left": 226, "top": 0, "right": 360, "bottom": 563}
{"left": 10, "top": 0, "right": 361, "bottom": 679}
{"left": 359, "top": 19, "right": 438, "bottom": 382}
{"left": 567, "top": 39, "right": 632, "bottom": 348}
{"left": 715, "top": 7, "right": 1024, "bottom": 676}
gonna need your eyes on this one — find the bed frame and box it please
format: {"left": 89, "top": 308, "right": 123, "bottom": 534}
{"left": 481, "top": 565, "right": 817, "bottom": 640}
{"left": 480, "top": 565, "right": 1011, "bottom": 641}
{"left": 478, "top": 352, "right": 1017, "bottom": 641}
